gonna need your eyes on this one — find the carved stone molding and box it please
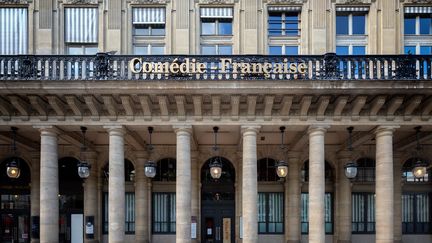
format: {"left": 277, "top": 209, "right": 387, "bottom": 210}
{"left": 333, "top": 0, "right": 375, "bottom": 4}
{"left": 197, "top": 0, "right": 236, "bottom": 4}
{"left": 407, "top": 0, "right": 432, "bottom": 3}
{"left": 264, "top": 0, "right": 306, "bottom": 4}
{"left": 62, "top": 0, "right": 98, "bottom": 4}
{"left": 0, "top": 0, "right": 29, "bottom": 4}
{"left": 130, "top": 0, "right": 171, "bottom": 4}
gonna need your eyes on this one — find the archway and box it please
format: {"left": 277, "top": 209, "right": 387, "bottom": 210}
{"left": 200, "top": 157, "right": 235, "bottom": 243}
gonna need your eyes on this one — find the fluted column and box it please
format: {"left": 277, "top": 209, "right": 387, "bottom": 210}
{"left": 105, "top": 126, "right": 125, "bottom": 243}
{"left": 30, "top": 152, "right": 40, "bottom": 243}
{"left": 393, "top": 153, "right": 403, "bottom": 243}
{"left": 337, "top": 151, "right": 353, "bottom": 243}
{"left": 375, "top": 126, "right": 398, "bottom": 243}
{"left": 191, "top": 151, "right": 200, "bottom": 243}
{"left": 174, "top": 125, "right": 192, "bottom": 243}
{"left": 241, "top": 125, "right": 260, "bottom": 243}
{"left": 285, "top": 152, "right": 301, "bottom": 243}
{"left": 308, "top": 125, "right": 328, "bottom": 243}
{"left": 37, "top": 126, "right": 59, "bottom": 243}
{"left": 135, "top": 151, "right": 150, "bottom": 243}
{"left": 83, "top": 151, "right": 99, "bottom": 243}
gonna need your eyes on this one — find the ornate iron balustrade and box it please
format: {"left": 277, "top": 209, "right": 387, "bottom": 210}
{"left": 0, "top": 53, "right": 430, "bottom": 81}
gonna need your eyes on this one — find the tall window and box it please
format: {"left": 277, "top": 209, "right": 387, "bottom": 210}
{"left": 404, "top": 6, "right": 432, "bottom": 54}
{"left": 0, "top": 8, "right": 27, "bottom": 55}
{"left": 267, "top": 6, "right": 300, "bottom": 55}
{"left": 301, "top": 193, "right": 333, "bottom": 234}
{"left": 103, "top": 192, "right": 135, "bottom": 234}
{"left": 200, "top": 7, "right": 233, "bottom": 55}
{"left": 403, "top": 158, "right": 431, "bottom": 182}
{"left": 65, "top": 8, "right": 98, "bottom": 54}
{"left": 352, "top": 158, "right": 375, "bottom": 182}
{"left": 336, "top": 7, "right": 368, "bottom": 55}
{"left": 402, "top": 193, "right": 432, "bottom": 234}
{"left": 258, "top": 192, "right": 284, "bottom": 234}
{"left": 153, "top": 158, "right": 176, "bottom": 181}
{"left": 152, "top": 192, "right": 176, "bottom": 234}
{"left": 257, "top": 158, "right": 278, "bottom": 181}
{"left": 132, "top": 7, "right": 166, "bottom": 55}
{"left": 352, "top": 193, "right": 375, "bottom": 233}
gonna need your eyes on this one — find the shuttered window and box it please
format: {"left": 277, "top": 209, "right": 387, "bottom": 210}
{"left": 103, "top": 192, "right": 135, "bottom": 234}
{"left": 0, "top": 8, "right": 27, "bottom": 54}
{"left": 65, "top": 8, "right": 98, "bottom": 43}
{"left": 301, "top": 193, "right": 333, "bottom": 234}
{"left": 352, "top": 193, "right": 375, "bottom": 233}
{"left": 152, "top": 192, "right": 176, "bottom": 234}
{"left": 258, "top": 192, "right": 283, "bottom": 234}
{"left": 402, "top": 193, "right": 432, "bottom": 234}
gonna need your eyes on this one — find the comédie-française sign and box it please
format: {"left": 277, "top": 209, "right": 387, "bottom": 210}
{"left": 129, "top": 57, "right": 308, "bottom": 78}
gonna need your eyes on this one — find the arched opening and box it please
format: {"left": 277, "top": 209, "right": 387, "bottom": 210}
{"left": 200, "top": 157, "right": 235, "bottom": 243}
{"left": 301, "top": 159, "right": 334, "bottom": 183}
{"left": 153, "top": 158, "right": 176, "bottom": 182}
{"left": 402, "top": 157, "right": 431, "bottom": 182}
{"left": 0, "top": 157, "right": 31, "bottom": 243}
{"left": 257, "top": 157, "right": 278, "bottom": 181}
{"left": 354, "top": 157, "right": 376, "bottom": 182}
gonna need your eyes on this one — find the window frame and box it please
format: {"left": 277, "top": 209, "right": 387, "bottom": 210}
{"left": 66, "top": 45, "right": 99, "bottom": 55}
{"left": 133, "top": 43, "right": 165, "bottom": 55}
{"left": 267, "top": 11, "right": 300, "bottom": 37}
{"left": 402, "top": 192, "right": 432, "bottom": 234}
{"left": 404, "top": 13, "right": 432, "bottom": 54}
{"left": 201, "top": 18, "right": 233, "bottom": 36}
{"left": 352, "top": 192, "right": 376, "bottom": 234}
{"left": 200, "top": 44, "right": 232, "bottom": 55}
{"left": 152, "top": 192, "right": 176, "bottom": 234}
{"left": 258, "top": 192, "right": 284, "bottom": 234}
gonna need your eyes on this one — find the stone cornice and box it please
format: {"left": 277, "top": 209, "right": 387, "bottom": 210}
{"left": 198, "top": 0, "right": 236, "bottom": 4}
{"left": 0, "top": 0, "right": 30, "bottom": 4}
{"left": 130, "top": 0, "right": 171, "bottom": 4}
{"left": 264, "top": 0, "right": 306, "bottom": 4}
{"left": 62, "top": 0, "right": 98, "bottom": 4}
{"left": 333, "top": 0, "right": 375, "bottom": 4}
{"left": 401, "top": 0, "right": 432, "bottom": 4}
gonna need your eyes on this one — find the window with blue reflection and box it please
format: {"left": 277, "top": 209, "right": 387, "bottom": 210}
{"left": 404, "top": 16, "right": 416, "bottom": 35}
{"left": 201, "top": 45, "right": 216, "bottom": 55}
{"left": 420, "top": 16, "right": 432, "bottom": 35}
{"left": 420, "top": 46, "right": 432, "bottom": 54}
{"left": 336, "top": 15, "right": 349, "bottom": 35}
{"left": 269, "top": 46, "right": 282, "bottom": 55}
{"left": 151, "top": 46, "right": 165, "bottom": 55}
{"left": 352, "top": 15, "right": 365, "bottom": 35}
{"left": 404, "top": 46, "right": 416, "bottom": 54}
{"left": 134, "top": 46, "right": 148, "bottom": 55}
{"left": 285, "top": 46, "right": 298, "bottom": 55}
{"left": 201, "top": 20, "right": 216, "bottom": 35}
{"left": 218, "top": 45, "right": 232, "bottom": 55}
{"left": 285, "top": 13, "right": 299, "bottom": 36}
{"left": 336, "top": 46, "right": 349, "bottom": 55}
{"left": 268, "top": 13, "right": 282, "bottom": 36}
{"left": 219, "top": 20, "right": 232, "bottom": 35}
{"left": 353, "top": 46, "right": 366, "bottom": 55}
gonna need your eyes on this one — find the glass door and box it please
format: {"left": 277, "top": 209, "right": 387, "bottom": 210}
{"left": 0, "top": 213, "right": 30, "bottom": 243}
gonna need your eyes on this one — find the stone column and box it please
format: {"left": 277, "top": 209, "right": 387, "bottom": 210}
{"left": 38, "top": 126, "right": 59, "bottom": 243}
{"left": 393, "top": 153, "right": 403, "bottom": 243}
{"left": 105, "top": 126, "right": 125, "bottom": 243}
{"left": 375, "top": 126, "right": 398, "bottom": 243}
{"left": 174, "top": 125, "right": 192, "bottom": 243}
{"left": 285, "top": 152, "right": 301, "bottom": 243}
{"left": 191, "top": 151, "right": 200, "bottom": 243}
{"left": 30, "top": 152, "right": 40, "bottom": 243}
{"left": 241, "top": 125, "right": 260, "bottom": 243}
{"left": 83, "top": 151, "right": 99, "bottom": 243}
{"left": 337, "top": 151, "right": 353, "bottom": 243}
{"left": 308, "top": 125, "right": 328, "bottom": 243}
{"left": 135, "top": 151, "right": 150, "bottom": 243}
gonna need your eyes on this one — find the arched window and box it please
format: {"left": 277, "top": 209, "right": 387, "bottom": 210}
{"left": 301, "top": 160, "right": 334, "bottom": 182}
{"left": 257, "top": 158, "right": 278, "bottom": 181}
{"left": 0, "top": 157, "right": 31, "bottom": 210}
{"left": 0, "top": 157, "right": 31, "bottom": 188}
{"left": 102, "top": 159, "right": 135, "bottom": 182}
{"left": 354, "top": 158, "right": 375, "bottom": 182}
{"left": 153, "top": 158, "right": 176, "bottom": 181}
{"left": 201, "top": 157, "right": 235, "bottom": 184}
{"left": 402, "top": 158, "right": 431, "bottom": 182}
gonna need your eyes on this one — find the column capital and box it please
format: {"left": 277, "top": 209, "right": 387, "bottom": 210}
{"left": 173, "top": 125, "right": 192, "bottom": 134}
{"left": 374, "top": 125, "right": 399, "bottom": 137}
{"left": 33, "top": 125, "right": 60, "bottom": 136}
{"left": 241, "top": 125, "right": 261, "bottom": 135}
{"left": 307, "top": 125, "right": 330, "bottom": 135}
{"left": 104, "top": 125, "right": 125, "bottom": 136}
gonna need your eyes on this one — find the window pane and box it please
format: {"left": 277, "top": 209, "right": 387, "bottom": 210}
{"left": 68, "top": 47, "right": 83, "bottom": 55}
{"left": 202, "top": 20, "right": 216, "bottom": 35}
{"left": 84, "top": 47, "right": 98, "bottom": 55}
{"left": 151, "top": 25, "right": 165, "bottom": 36}
{"left": 134, "top": 25, "right": 150, "bottom": 36}
{"left": 285, "top": 46, "right": 298, "bottom": 55}
{"left": 405, "top": 46, "right": 416, "bottom": 54}
{"left": 301, "top": 193, "right": 333, "bottom": 234}
{"left": 268, "top": 13, "right": 283, "bottom": 36}
{"left": 336, "top": 46, "right": 349, "bottom": 55}
{"left": 201, "top": 45, "right": 216, "bottom": 55}
{"left": 353, "top": 46, "right": 366, "bottom": 55}
{"left": 125, "top": 193, "right": 135, "bottom": 233}
{"left": 420, "top": 16, "right": 432, "bottom": 35}
{"left": 269, "top": 46, "right": 282, "bottom": 55}
{"left": 268, "top": 193, "right": 283, "bottom": 233}
{"left": 336, "top": 15, "right": 349, "bottom": 35}
{"left": 151, "top": 46, "right": 165, "bottom": 55}
{"left": 420, "top": 46, "right": 432, "bottom": 55}
{"left": 218, "top": 45, "right": 232, "bottom": 55}
{"left": 134, "top": 46, "right": 148, "bottom": 55}
{"left": 219, "top": 20, "right": 232, "bottom": 35}
{"left": 352, "top": 15, "right": 366, "bottom": 35}
{"left": 258, "top": 193, "right": 266, "bottom": 233}
{"left": 285, "top": 14, "right": 299, "bottom": 36}
{"left": 404, "top": 16, "right": 416, "bottom": 35}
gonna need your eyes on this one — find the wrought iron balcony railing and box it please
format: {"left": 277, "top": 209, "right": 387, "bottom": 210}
{"left": 0, "top": 53, "right": 430, "bottom": 81}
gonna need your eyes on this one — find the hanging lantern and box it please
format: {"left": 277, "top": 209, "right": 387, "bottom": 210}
{"left": 145, "top": 160, "right": 157, "bottom": 178}
{"left": 210, "top": 157, "right": 223, "bottom": 179}
{"left": 276, "top": 160, "right": 288, "bottom": 178}
{"left": 77, "top": 161, "right": 91, "bottom": 179}
{"left": 344, "top": 161, "right": 358, "bottom": 179}
{"left": 411, "top": 126, "right": 429, "bottom": 179}
{"left": 6, "top": 159, "right": 20, "bottom": 179}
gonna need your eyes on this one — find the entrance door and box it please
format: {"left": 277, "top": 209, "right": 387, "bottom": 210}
{"left": 59, "top": 212, "right": 84, "bottom": 243}
{"left": 0, "top": 213, "right": 30, "bottom": 243}
{"left": 202, "top": 206, "right": 234, "bottom": 243}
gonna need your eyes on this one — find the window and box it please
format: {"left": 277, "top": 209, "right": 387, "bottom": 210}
{"left": 103, "top": 192, "right": 135, "bottom": 234}
{"left": 152, "top": 192, "right": 176, "bottom": 234}
{"left": 402, "top": 158, "right": 431, "bottom": 182}
{"left": 402, "top": 193, "right": 432, "bottom": 234}
{"left": 201, "top": 19, "right": 232, "bottom": 35}
{"left": 65, "top": 8, "right": 98, "bottom": 53}
{"left": 268, "top": 12, "right": 300, "bottom": 36}
{"left": 153, "top": 158, "right": 176, "bottom": 181}
{"left": 200, "top": 8, "right": 233, "bottom": 54}
{"left": 257, "top": 158, "right": 278, "bottom": 181}
{"left": 404, "top": 7, "right": 432, "bottom": 55}
{"left": 267, "top": 7, "right": 301, "bottom": 55}
{"left": 201, "top": 45, "right": 232, "bottom": 55}
{"left": 301, "top": 160, "right": 334, "bottom": 183}
{"left": 132, "top": 8, "right": 166, "bottom": 54}
{"left": 269, "top": 45, "right": 298, "bottom": 55}
{"left": 0, "top": 8, "right": 27, "bottom": 54}
{"left": 301, "top": 193, "right": 333, "bottom": 234}
{"left": 336, "top": 13, "right": 366, "bottom": 35}
{"left": 258, "top": 192, "right": 284, "bottom": 234}
{"left": 352, "top": 158, "right": 375, "bottom": 182}
{"left": 336, "top": 7, "right": 368, "bottom": 56}
{"left": 352, "top": 193, "right": 375, "bottom": 233}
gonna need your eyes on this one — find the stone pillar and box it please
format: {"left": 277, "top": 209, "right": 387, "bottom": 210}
{"left": 30, "top": 152, "right": 40, "bottom": 243}
{"left": 337, "top": 151, "right": 353, "bottom": 243}
{"left": 38, "top": 126, "right": 59, "bottom": 243}
{"left": 310, "top": 0, "right": 328, "bottom": 54}
{"left": 83, "top": 151, "right": 99, "bottom": 243}
{"left": 285, "top": 152, "right": 301, "bottom": 243}
{"left": 241, "top": 125, "right": 260, "bottom": 243}
{"left": 308, "top": 125, "right": 328, "bottom": 243}
{"left": 379, "top": 0, "right": 398, "bottom": 54}
{"left": 105, "top": 126, "right": 125, "bottom": 243}
{"left": 375, "top": 126, "right": 398, "bottom": 243}
{"left": 174, "top": 125, "right": 192, "bottom": 243}
{"left": 191, "top": 151, "right": 200, "bottom": 243}
{"left": 135, "top": 151, "right": 150, "bottom": 243}
{"left": 393, "top": 153, "right": 403, "bottom": 243}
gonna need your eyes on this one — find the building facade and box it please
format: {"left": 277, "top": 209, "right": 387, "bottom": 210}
{"left": 0, "top": 0, "right": 432, "bottom": 243}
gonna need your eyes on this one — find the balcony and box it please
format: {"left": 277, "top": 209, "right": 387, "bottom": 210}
{"left": 0, "top": 53, "right": 430, "bottom": 81}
